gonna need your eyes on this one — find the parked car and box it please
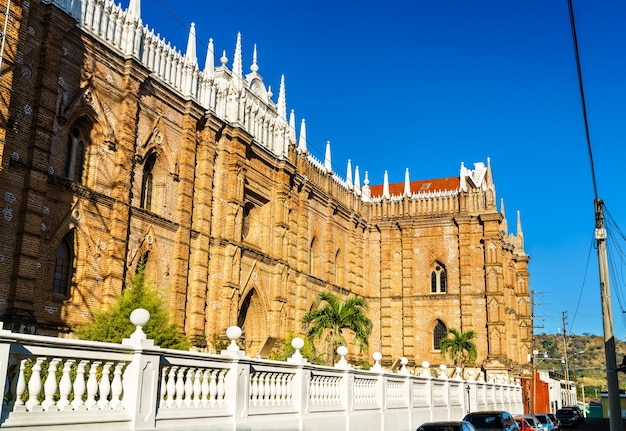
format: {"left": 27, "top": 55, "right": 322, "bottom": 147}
{"left": 564, "top": 406, "right": 584, "bottom": 423}
{"left": 417, "top": 421, "right": 478, "bottom": 431}
{"left": 463, "top": 411, "right": 520, "bottom": 431}
{"left": 514, "top": 417, "right": 536, "bottom": 431}
{"left": 515, "top": 415, "right": 542, "bottom": 431}
{"left": 534, "top": 413, "right": 556, "bottom": 431}
{"left": 555, "top": 408, "right": 578, "bottom": 428}
{"left": 547, "top": 413, "right": 561, "bottom": 431}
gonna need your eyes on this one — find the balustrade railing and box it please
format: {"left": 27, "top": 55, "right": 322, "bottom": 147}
{"left": 0, "top": 311, "right": 524, "bottom": 430}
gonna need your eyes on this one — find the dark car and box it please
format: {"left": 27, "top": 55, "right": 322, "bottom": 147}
{"left": 463, "top": 411, "right": 520, "bottom": 431}
{"left": 555, "top": 408, "right": 578, "bottom": 428}
{"left": 564, "top": 406, "right": 584, "bottom": 423}
{"left": 417, "top": 421, "right": 478, "bottom": 431}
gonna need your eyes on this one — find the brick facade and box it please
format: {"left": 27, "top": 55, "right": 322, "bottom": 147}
{"left": 0, "top": 0, "right": 531, "bottom": 376}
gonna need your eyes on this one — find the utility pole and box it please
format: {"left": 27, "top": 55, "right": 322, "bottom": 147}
{"left": 565, "top": 0, "right": 623, "bottom": 427}
{"left": 562, "top": 312, "right": 570, "bottom": 406}
{"left": 595, "top": 199, "right": 622, "bottom": 431}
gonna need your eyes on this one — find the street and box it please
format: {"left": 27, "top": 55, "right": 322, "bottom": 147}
{"left": 567, "top": 417, "right": 624, "bottom": 431}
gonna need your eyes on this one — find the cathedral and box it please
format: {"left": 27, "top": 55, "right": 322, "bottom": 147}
{"left": 0, "top": 0, "right": 531, "bottom": 376}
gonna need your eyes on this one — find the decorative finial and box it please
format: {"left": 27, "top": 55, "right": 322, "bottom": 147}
{"left": 250, "top": 44, "right": 258, "bottom": 73}
{"left": 383, "top": 171, "right": 390, "bottom": 199}
{"left": 220, "top": 50, "right": 228, "bottom": 66}
{"left": 324, "top": 141, "right": 332, "bottom": 173}
{"left": 204, "top": 38, "right": 214, "bottom": 73}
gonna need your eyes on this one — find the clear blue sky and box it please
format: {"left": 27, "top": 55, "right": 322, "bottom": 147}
{"left": 139, "top": 1, "right": 626, "bottom": 337}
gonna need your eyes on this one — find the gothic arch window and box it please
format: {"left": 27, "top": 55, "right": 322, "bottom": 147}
{"left": 309, "top": 237, "right": 318, "bottom": 276}
{"left": 53, "top": 230, "right": 75, "bottom": 296}
{"left": 141, "top": 153, "right": 156, "bottom": 211}
{"left": 433, "top": 319, "right": 447, "bottom": 350}
{"left": 431, "top": 261, "right": 447, "bottom": 294}
{"left": 64, "top": 125, "right": 88, "bottom": 182}
{"left": 242, "top": 202, "right": 256, "bottom": 241}
{"left": 333, "top": 248, "right": 343, "bottom": 286}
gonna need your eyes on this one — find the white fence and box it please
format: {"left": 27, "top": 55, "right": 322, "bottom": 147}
{"left": 0, "top": 312, "right": 523, "bottom": 430}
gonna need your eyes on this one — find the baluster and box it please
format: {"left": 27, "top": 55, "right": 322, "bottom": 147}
{"left": 98, "top": 362, "right": 113, "bottom": 409}
{"left": 184, "top": 368, "right": 194, "bottom": 407}
{"left": 280, "top": 374, "right": 288, "bottom": 405}
{"left": 208, "top": 370, "right": 217, "bottom": 406}
{"left": 192, "top": 369, "right": 202, "bottom": 407}
{"left": 286, "top": 374, "right": 293, "bottom": 404}
{"left": 269, "top": 373, "right": 276, "bottom": 406}
{"left": 11, "top": 358, "right": 28, "bottom": 410}
{"left": 110, "top": 363, "right": 124, "bottom": 409}
{"left": 257, "top": 372, "right": 266, "bottom": 405}
{"left": 42, "top": 358, "right": 61, "bottom": 411}
{"left": 310, "top": 376, "right": 317, "bottom": 405}
{"left": 201, "top": 369, "right": 210, "bottom": 407}
{"left": 57, "top": 359, "right": 75, "bottom": 410}
{"left": 250, "top": 372, "right": 259, "bottom": 406}
{"left": 85, "top": 361, "right": 101, "bottom": 410}
{"left": 25, "top": 357, "right": 45, "bottom": 411}
{"left": 175, "top": 367, "right": 186, "bottom": 407}
{"left": 72, "top": 360, "right": 88, "bottom": 410}
{"left": 166, "top": 367, "right": 177, "bottom": 408}
{"left": 160, "top": 367, "right": 168, "bottom": 406}
{"left": 216, "top": 369, "right": 225, "bottom": 405}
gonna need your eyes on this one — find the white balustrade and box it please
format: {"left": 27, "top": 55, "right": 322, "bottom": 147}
{"left": 0, "top": 310, "right": 524, "bottom": 430}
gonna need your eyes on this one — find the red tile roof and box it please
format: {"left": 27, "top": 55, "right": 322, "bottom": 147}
{"left": 369, "top": 176, "right": 460, "bottom": 198}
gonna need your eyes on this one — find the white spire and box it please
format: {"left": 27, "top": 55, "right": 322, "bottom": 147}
{"left": 297, "top": 119, "right": 307, "bottom": 153}
{"left": 250, "top": 44, "right": 258, "bottom": 73}
{"left": 128, "top": 0, "right": 141, "bottom": 20}
{"left": 185, "top": 23, "right": 197, "bottom": 65}
{"left": 500, "top": 198, "right": 508, "bottom": 235}
{"left": 361, "top": 171, "right": 371, "bottom": 201}
{"left": 459, "top": 161, "right": 467, "bottom": 192}
{"left": 517, "top": 210, "right": 524, "bottom": 250}
{"left": 354, "top": 166, "right": 361, "bottom": 195}
{"left": 233, "top": 32, "right": 243, "bottom": 77}
{"left": 346, "top": 159, "right": 353, "bottom": 188}
{"left": 288, "top": 110, "right": 296, "bottom": 146}
{"left": 403, "top": 168, "right": 411, "bottom": 196}
{"left": 204, "top": 38, "right": 214, "bottom": 74}
{"left": 277, "top": 75, "right": 287, "bottom": 120}
{"left": 383, "top": 171, "right": 390, "bottom": 199}
{"left": 324, "top": 141, "right": 332, "bottom": 173}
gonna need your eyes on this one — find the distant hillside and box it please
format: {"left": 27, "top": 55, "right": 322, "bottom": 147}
{"left": 534, "top": 333, "right": 626, "bottom": 400}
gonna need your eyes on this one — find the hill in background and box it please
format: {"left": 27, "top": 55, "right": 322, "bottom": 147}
{"left": 535, "top": 333, "right": 626, "bottom": 400}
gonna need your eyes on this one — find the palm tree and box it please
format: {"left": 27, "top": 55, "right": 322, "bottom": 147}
{"left": 302, "top": 292, "right": 373, "bottom": 365}
{"left": 439, "top": 328, "right": 477, "bottom": 368}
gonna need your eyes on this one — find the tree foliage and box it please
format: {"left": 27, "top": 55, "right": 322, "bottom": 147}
{"left": 439, "top": 328, "right": 477, "bottom": 368}
{"left": 74, "top": 263, "right": 190, "bottom": 350}
{"left": 302, "top": 292, "right": 372, "bottom": 365}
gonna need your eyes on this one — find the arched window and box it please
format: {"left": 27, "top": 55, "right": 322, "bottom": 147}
{"left": 242, "top": 202, "right": 255, "bottom": 241}
{"left": 53, "top": 231, "right": 74, "bottom": 296}
{"left": 431, "top": 262, "right": 447, "bottom": 293}
{"left": 64, "top": 126, "right": 87, "bottom": 182}
{"left": 309, "top": 237, "right": 317, "bottom": 276}
{"left": 433, "top": 319, "right": 447, "bottom": 350}
{"left": 333, "top": 249, "right": 343, "bottom": 285}
{"left": 141, "top": 153, "right": 156, "bottom": 210}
